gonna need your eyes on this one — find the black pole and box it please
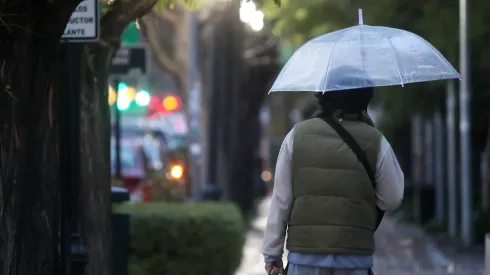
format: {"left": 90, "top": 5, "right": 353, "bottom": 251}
{"left": 59, "top": 41, "right": 71, "bottom": 275}
{"left": 59, "top": 42, "right": 88, "bottom": 275}
{"left": 203, "top": 24, "right": 223, "bottom": 201}
{"left": 113, "top": 78, "right": 122, "bottom": 179}
{"left": 207, "top": 26, "right": 218, "bottom": 187}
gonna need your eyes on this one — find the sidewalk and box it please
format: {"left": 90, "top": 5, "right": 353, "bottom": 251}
{"left": 236, "top": 198, "right": 484, "bottom": 275}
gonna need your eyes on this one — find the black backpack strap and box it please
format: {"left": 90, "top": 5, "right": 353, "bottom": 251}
{"left": 318, "top": 114, "right": 385, "bottom": 229}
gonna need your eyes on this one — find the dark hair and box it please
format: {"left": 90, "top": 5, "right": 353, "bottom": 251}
{"left": 316, "top": 65, "right": 374, "bottom": 114}
{"left": 316, "top": 87, "right": 373, "bottom": 113}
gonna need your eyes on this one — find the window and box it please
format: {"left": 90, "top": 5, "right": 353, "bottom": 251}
{"left": 111, "top": 146, "right": 139, "bottom": 171}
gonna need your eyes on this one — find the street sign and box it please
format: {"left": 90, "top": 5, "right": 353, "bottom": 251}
{"left": 110, "top": 45, "right": 148, "bottom": 75}
{"left": 121, "top": 22, "right": 141, "bottom": 45}
{"left": 61, "top": 0, "right": 99, "bottom": 42}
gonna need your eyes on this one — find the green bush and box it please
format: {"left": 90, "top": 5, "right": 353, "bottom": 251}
{"left": 116, "top": 202, "right": 246, "bottom": 275}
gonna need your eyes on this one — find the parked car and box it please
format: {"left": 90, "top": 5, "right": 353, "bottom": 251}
{"left": 112, "top": 115, "right": 190, "bottom": 197}
{"left": 111, "top": 135, "right": 188, "bottom": 201}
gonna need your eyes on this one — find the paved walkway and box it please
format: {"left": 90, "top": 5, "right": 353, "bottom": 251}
{"left": 236, "top": 199, "right": 483, "bottom": 275}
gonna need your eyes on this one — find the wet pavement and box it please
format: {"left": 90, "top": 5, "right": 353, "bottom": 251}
{"left": 236, "top": 198, "right": 483, "bottom": 275}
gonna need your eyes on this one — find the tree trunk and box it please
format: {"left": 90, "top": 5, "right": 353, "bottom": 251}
{"left": 80, "top": 44, "right": 114, "bottom": 275}
{"left": 227, "top": 10, "right": 277, "bottom": 215}
{"left": 0, "top": 1, "right": 80, "bottom": 274}
{"left": 78, "top": 1, "right": 156, "bottom": 274}
{"left": 0, "top": 36, "right": 60, "bottom": 275}
{"left": 205, "top": 4, "right": 278, "bottom": 214}
{"left": 230, "top": 62, "right": 277, "bottom": 215}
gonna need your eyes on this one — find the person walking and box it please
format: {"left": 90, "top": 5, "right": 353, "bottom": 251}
{"left": 262, "top": 74, "right": 404, "bottom": 275}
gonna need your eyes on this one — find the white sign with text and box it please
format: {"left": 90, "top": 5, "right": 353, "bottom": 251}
{"left": 62, "top": 0, "right": 99, "bottom": 41}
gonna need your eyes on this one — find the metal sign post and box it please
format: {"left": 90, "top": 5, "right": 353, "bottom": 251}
{"left": 113, "top": 78, "right": 122, "bottom": 180}
{"left": 59, "top": 0, "right": 99, "bottom": 273}
{"left": 459, "top": 0, "right": 472, "bottom": 246}
{"left": 446, "top": 80, "right": 457, "bottom": 238}
{"left": 109, "top": 45, "right": 148, "bottom": 181}
{"left": 110, "top": 45, "right": 149, "bottom": 75}
{"left": 58, "top": 43, "right": 88, "bottom": 275}
{"left": 187, "top": 11, "right": 202, "bottom": 200}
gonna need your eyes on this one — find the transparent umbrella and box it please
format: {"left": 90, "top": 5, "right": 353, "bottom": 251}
{"left": 269, "top": 10, "right": 460, "bottom": 93}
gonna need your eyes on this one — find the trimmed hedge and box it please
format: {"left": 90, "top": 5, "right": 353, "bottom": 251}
{"left": 116, "top": 202, "right": 245, "bottom": 275}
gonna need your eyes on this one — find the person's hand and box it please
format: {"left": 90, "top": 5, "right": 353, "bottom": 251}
{"left": 265, "top": 259, "right": 284, "bottom": 275}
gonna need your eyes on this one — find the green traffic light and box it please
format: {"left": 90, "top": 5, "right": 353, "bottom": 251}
{"left": 117, "top": 97, "right": 131, "bottom": 110}
{"left": 117, "top": 82, "right": 127, "bottom": 91}
{"left": 135, "top": 90, "right": 150, "bottom": 106}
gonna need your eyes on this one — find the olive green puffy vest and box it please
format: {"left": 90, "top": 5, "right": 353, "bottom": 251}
{"left": 286, "top": 116, "right": 382, "bottom": 255}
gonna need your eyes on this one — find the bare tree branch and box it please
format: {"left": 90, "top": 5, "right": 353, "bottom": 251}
{"left": 140, "top": 9, "right": 190, "bottom": 101}
{"left": 100, "top": 0, "right": 157, "bottom": 46}
{"left": 246, "top": 56, "right": 275, "bottom": 66}
{"left": 153, "top": 6, "right": 180, "bottom": 25}
{"left": 244, "top": 37, "right": 278, "bottom": 59}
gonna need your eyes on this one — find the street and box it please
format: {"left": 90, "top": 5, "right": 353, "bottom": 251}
{"left": 236, "top": 199, "right": 484, "bottom": 275}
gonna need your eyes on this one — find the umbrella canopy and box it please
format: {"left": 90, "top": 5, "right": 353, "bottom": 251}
{"left": 270, "top": 12, "right": 460, "bottom": 93}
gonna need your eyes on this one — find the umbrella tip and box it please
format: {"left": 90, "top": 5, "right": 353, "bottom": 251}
{"left": 358, "top": 9, "right": 363, "bottom": 25}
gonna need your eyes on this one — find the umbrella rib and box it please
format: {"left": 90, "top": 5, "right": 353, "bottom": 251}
{"left": 384, "top": 34, "right": 406, "bottom": 86}
{"left": 321, "top": 28, "right": 353, "bottom": 92}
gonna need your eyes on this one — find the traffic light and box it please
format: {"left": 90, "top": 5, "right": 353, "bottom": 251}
{"left": 108, "top": 86, "right": 117, "bottom": 105}
{"left": 116, "top": 83, "right": 133, "bottom": 111}
{"left": 117, "top": 96, "right": 131, "bottom": 111}
{"left": 108, "top": 82, "right": 151, "bottom": 112}
{"left": 118, "top": 82, "right": 127, "bottom": 91}
{"left": 146, "top": 95, "right": 182, "bottom": 117}
{"left": 135, "top": 90, "right": 150, "bottom": 106}
{"left": 162, "top": 95, "right": 181, "bottom": 111}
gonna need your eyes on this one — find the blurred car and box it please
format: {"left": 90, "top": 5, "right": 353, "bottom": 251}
{"left": 111, "top": 123, "right": 168, "bottom": 150}
{"left": 111, "top": 136, "right": 187, "bottom": 201}
{"left": 111, "top": 114, "right": 190, "bottom": 195}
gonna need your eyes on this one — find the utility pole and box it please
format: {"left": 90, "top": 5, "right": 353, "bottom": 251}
{"left": 206, "top": 23, "right": 219, "bottom": 196}
{"left": 459, "top": 0, "right": 472, "bottom": 246}
{"left": 424, "top": 119, "right": 434, "bottom": 185}
{"left": 187, "top": 11, "right": 202, "bottom": 200}
{"left": 113, "top": 78, "right": 122, "bottom": 180}
{"left": 433, "top": 110, "right": 445, "bottom": 224}
{"left": 59, "top": 43, "right": 88, "bottom": 275}
{"left": 201, "top": 20, "right": 215, "bottom": 197}
{"left": 411, "top": 113, "right": 423, "bottom": 223}
{"left": 447, "top": 80, "right": 458, "bottom": 238}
